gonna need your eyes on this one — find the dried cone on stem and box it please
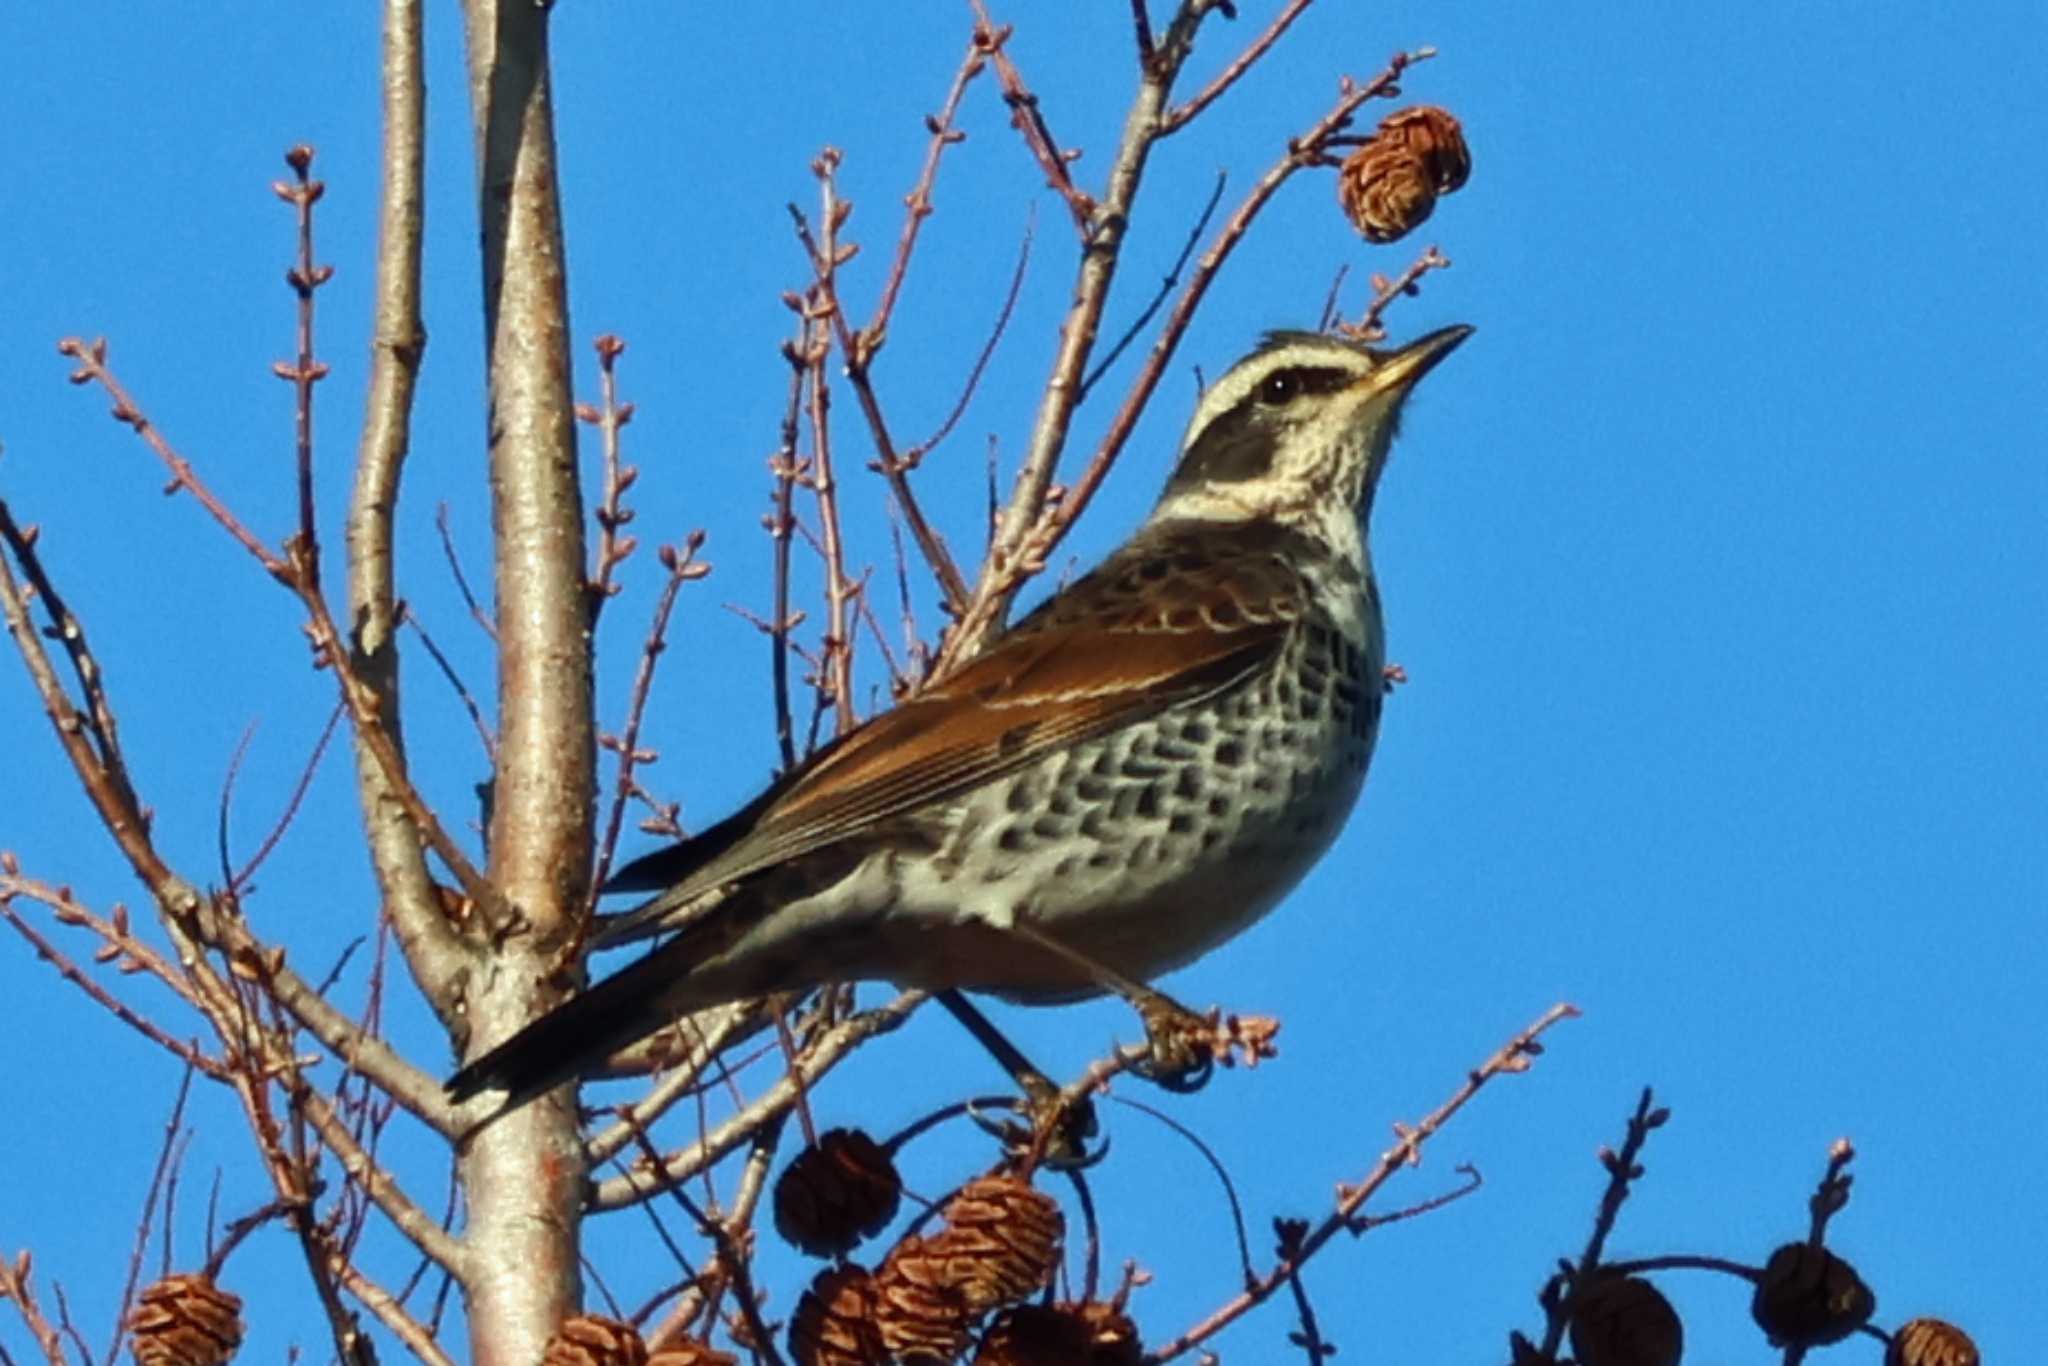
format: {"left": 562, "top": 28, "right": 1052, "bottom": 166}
{"left": 1887, "top": 1317, "right": 1980, "bottom": 1366}
{"left": 128, "top": 1274, "right": 244, "bottom": 1366}
{"left": 1567, "top": 1274, "right": 1682, "bottom": 1366}
{"left": 788, "top": 1264, "right": 887, "bottom": 1366}
{"left": 541, "top": 1316, "right": 650, "bottom": 1366}
{"left": 774, "top": 1127, "right": 905, "bottom": 1257}
{"left": 646, "top": 1346, "right": 740, "bottom": 1366}
{"left": 1750, "top": 1242, "right": 1876, "bottom": 1348}
{"left": 974, "top": 1300, "right": 1143, "bottom": 1366}
{"left": 873, "top": 1177, "right": 1065, "bottom": 1361}
{"left": 1337, "top": 104, "right": 1470, "bottom": 243}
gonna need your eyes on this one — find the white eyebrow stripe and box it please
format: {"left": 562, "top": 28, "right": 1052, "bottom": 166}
{"left": 1179, "top": 338, "right": 1376, "bottom": 455}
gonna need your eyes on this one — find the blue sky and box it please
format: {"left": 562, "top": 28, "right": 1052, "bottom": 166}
{"left": 3, "top": 3, "right": 2043, "bottom": 1362}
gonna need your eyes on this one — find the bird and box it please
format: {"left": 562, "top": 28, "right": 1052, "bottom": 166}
{"left": 448, "top": 323, "right": 1473, "bottom": 1113}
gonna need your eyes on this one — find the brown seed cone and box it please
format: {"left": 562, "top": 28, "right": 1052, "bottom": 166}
{"left": 774, "top": 1127, "right": 905, "bottom": 1258}
{"left": 1751, "top": 1242, "right": 1876, "bottom": 1348}
{"left": 788, "top": 1264, "right": 888, "bottom": 1366}
{"left": 1567, "top": 1274, "right": 1682, "bottom": 1366}
{"left": 541, "top": 1315, "right": 650, "bottom": 1366}
{"left": 928, "top": 1176, "right": 1065, "bottom": 1313}
{"left": 1887, "top": 1317, "right": 1980, "bottom": 1366}
{"left": 1337, "top": 142, "right": 1438, "bottom": 244}
{"left": 974, "top": 1301, "right": 1142, "bottom": 1366}
{"left": 128, "top": 1274, "right": 244, "bottom": 1366}
{"left": 873, "top": 1235, "right": 977, "bottom": 1363}
{"left": 1375, "top": 105, "right": 1471, "bottom": 193}
{"left": 647, "top": 1345, "right": 740, "bottom": 1366}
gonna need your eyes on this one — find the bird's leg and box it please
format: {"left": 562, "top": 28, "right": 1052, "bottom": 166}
{"left": 1007, "top": 925, "right": 1218, "bottom": 1093}
{"left": 935, "top": 990, "right": 1099, "bottom": 1168}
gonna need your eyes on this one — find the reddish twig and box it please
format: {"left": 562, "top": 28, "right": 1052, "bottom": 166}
{"left": 788, "top": 176, "right": 860, "bottom": 736}
{"left": 57, "top": 340, "right": 285, "bottom": 578}
{"left": 901, "top": 209, "right": 1034, "bottom": 472}
{"left": 1806, "top": 1136, "right": 1857, "bottom": 1247}
{"left": 763, "top": 338, "right": 809, "bottom": 770}
{"left": 944, "top": 0, "right": 1296, "bottom": 667}
{"left": 1158, "top": 0, "right": 1320, "bottom": 135}
{"left": 228, "top": 702, "right": 346, "bottom": 893}
{"left": 51, "top": 341, "right": 500, "bottom": 919}
{"left": 107, "top": 1066, "right": 197, "bottom": 1366}
{"left": 1079, "top": 169, "right": 1226, "bottom": 399}
{"left": 0, "top": 503, "right": 134, "bottom": 801}
{"left": 579, "top": 333, "right": 640, "bottom": 619}
{"left": 611, "top": 1119, "right": 786, "bottom": 1366}
{"left": 1058, "top": 56, "right": 1428, "bottom": 533}
{"left": 968, "top": 9, "right": 1095, "bottom": 228}
{"left": 0, "top": 1252, "right": 67, "bottom": 1366}
{"left": 0, "top": 875, "right": 226, "bottom": 1080}
{"left": 272, "top": 144, "right": 335, "bottom": 586}
{"left": 433, "top": 502, "right": 497, "bottom": 641}
{"left": 592, "top": 533, "right": 711, "bottom": 894}
{"left": 1147, "top": 1003, "right": 1578, "bottom": 1361}
{"left": 947, "top": 53, "right": 1433, "bottom": 659}
{"left": 398, "top": 604, "right": 497, "bottom": 762}
{"left": 1333, "top": 243, "right": 1452, "bottom": 343}
{"left": 586, "top": 992, "right": 926, "bottom": 1211}
{"left": 865, "top": 30, "right": 989, "bottom": 341}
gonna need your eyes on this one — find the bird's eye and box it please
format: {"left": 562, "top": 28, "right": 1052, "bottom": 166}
{"left": 1257, "top": 371, "right": 1301, "bottom": 406}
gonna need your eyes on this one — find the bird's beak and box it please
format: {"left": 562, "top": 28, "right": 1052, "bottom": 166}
{"left": 1363, "top": 323, "right": 1476, "bottom": 395}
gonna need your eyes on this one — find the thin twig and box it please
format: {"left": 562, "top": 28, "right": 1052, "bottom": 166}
{"left": 592, "top": 532, "right": 710, "bottom": 893}
{"left": 944, "top": 0, "right": 1291, "bottom": 666}
{"left": 581, "top": 333, "right": 641, "bottom": 619}
{"left": 900, "top": 209, "right": 1034, "bottom": 472}
{"left": 1146, "top": 1004, "right": 1578, "bottom": 1362}
{"left": 788, "top": 184, "right": 859, "bottom": 735}
{"left": 1046, "top": 55, "right": 1429, "bottom": 554}
{"left": 0, "top": 1255, "right": 68, "bottom": 1366}
{"left": 970, "top": 10, "right": 1094, "bottom": 227}
{"left": 765, "top": 338, "right": 808, "bottom": 770}
{"left": 1079, "top": 169, "right": 1226, "bottom": 400}
{"left": 230, "top": 702, "right": 346, "bottom": 893}
{"left": 1158, "top": 0, "right": 1320, "bottom": 135}
{"left": 272, "top": 144, "right": 334, "bottom": 587}
{"left": 0, "top": 881, "right": 225, "bottom": 1079}
{"left": 587, "top": 992, "right": 925, "bottom": 1210}
{"left": 1334, "top": 243, "right": 1452, "bottom": 343}
{"left": 105, "top": 1065, "right": 197, "bottom": 1366}
{"left": 398, "top": 604, "right": 497, "bottom": 762}
{"left": 433, "top": 503, "right": 497, "bottom": 641}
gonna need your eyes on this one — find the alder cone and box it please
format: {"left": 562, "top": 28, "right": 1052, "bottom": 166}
{"left": 788, "top": 1264, "right": 887, "bottom": 1366}
{"left": 1887, "top": 1317, "right": 1980, "bottom": 1366}
{"left": 1336, "top": 104, "right": 1470, "bottom": 243}
{"left": 1337, "top": 142, "right": 1436, "bottom": 243}
{"left": 927, "top": 1176, "right": 1064, "bottom": 1313}
{"left": 873, "top": 1234, "right": 977, "bottom": 1363}
{"left": 774, "top": 1127, "right": 905, "bottom": 1258}
{"left": 1750, "top": 1242, "right": 1876, "bottom": 1348}
{"left": 128, "top": 1274, "right": 245, "bottom": 1366}
{"left": 541, "top": 1316, "right": 650, "bottom": 1366}
{"left": 974, "top": 1301, "right": 1142, "bottom": 1366}
{"left": 1567, "top": 1274, "right": 1682, "bottom": 1366}
{"left": 647, "top": 1345, "right": 740, "bottom": 1366}
{"left": 1376, "top": 105, "right": 1471, "bottom": 192}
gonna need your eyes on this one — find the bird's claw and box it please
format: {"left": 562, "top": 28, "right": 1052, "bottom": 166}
{"left": 1131, "top": 998, "right": 1221, "bottom": 1092}
{"left": 1130, "top": 1002, "right": 1282, "bottom": 1092}
{"left": 965, "top": 1082, "right": 1106, "bottom": 1171}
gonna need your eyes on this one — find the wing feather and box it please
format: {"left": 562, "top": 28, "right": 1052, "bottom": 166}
{"left": 597, "top": 522, "right": 1311, "bottom": 945}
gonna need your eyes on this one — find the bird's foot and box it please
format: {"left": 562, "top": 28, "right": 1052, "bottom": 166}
{"left": 1019, "top": 1073, "right": 1105, "bottom": 1171}
{"left": 1131, "top": 1001, "right": 1282, "bottom": 1093}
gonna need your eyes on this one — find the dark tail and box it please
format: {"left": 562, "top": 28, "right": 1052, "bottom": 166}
{"left": 445, "top": 937, "right": 708, "bottom": 1114}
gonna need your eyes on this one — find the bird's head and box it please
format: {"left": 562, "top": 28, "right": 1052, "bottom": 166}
{"left": 1155, "top": 324, "right": 1473, "bottom": 531}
